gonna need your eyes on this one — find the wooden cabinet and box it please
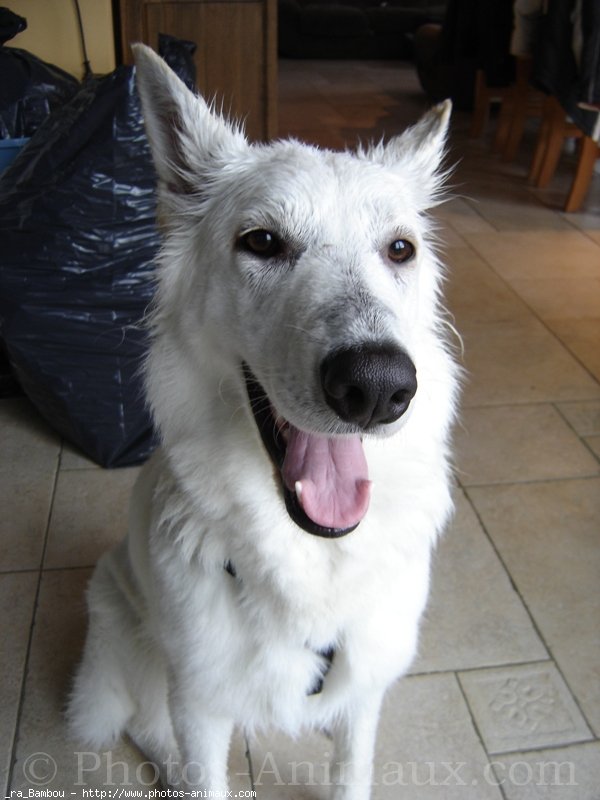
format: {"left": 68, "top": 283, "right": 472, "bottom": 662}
{"left": 118, "top": 0, "right": 277, "bottom": 141}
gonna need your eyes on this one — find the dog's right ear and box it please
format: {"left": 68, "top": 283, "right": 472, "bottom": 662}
{"left": 132, "top": 43, "right": 247, "bottom": 193}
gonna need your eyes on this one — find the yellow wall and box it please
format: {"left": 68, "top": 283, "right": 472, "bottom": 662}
{"left": 3, "top": 0, "right": 116, "bottom": 79}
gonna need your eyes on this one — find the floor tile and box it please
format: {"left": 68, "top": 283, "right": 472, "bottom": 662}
{"left": 9, "top": 568, "right": 155, "bottom": 792}
{"left": 60, "top": 441, "right": 101, "bottom": 470}
{"left": 247, "top": 674, "right": 504, "bottom": 799}
{"left": 459, "top": 663, "right": 593, "bottom": 755}
{"left": 508, "top": 277, "right": 600, "bottom": 323}
{"left": 444, "top": 246, "right": 533, "bottom": 327}
{"left": 463, "top": 195, "right": 573, "bottom": 233}
{"left": 492, "top": 741, "right": 600, "bottom": 800}
{"left": 555, "top": 400, "right": 600, "bottom": 436}
{"left": 546, "top": 318, "right": 600, "bottom": 382}
{"left": 467, "top": 479, "right": 600, "bottom": 735}
{"left": 412, "top": 491, "right": 546, "bottom": 674}
{"left": 44, "top": 467, "right": 140, "bottom": 569}
{"left": 431, "top": 218, "right": 466, "bottom": 248}
{"left": 0, "top": 472, "right": 56, "bottom": 572}
{"left": 465, "top": 230, "right": 600, "bottom": 280}
{"left": 0, "top": 572, "right": 37, "bottom": 798}
{"left": 435, "top": 197, "right": 496, "bottom": 235}
{"left": 459, "top": 320, "right": 600, "bottom": 407}
{"left": 0, "top": 398, "right": 60, "bottom": 480}
{"left": 455, "top": 404, "right": 600, "bottom": 486}
{"left": 373, "top": 674, "right": 503, "bottom": 798}
{"left": 9, "top": 568, "right": 252, "bottom": 793}
{"left": 0, "top": 399, "right": 61, "bottom": 571}
{"left": 561, "top": 208, "right": 600, "bottom": 234}
{"left": 248, "top": 729, "right": 331, "bottom": 799}
{"left": 585, "top": 434, "right": 600, "bottom": 458}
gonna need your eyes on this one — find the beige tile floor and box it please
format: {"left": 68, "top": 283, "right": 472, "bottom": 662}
{"left": 2, "top": 59, "right": 599, "bottom": 799}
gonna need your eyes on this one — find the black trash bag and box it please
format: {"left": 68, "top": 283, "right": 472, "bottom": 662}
{"left": 0, "top": 40, "right": 195, "bottom": 467}
{"left": 0, "top": 8, "right": 79, "bottom": 139}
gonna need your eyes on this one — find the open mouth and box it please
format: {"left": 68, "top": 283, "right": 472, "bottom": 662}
{"left": 243, "top": 365, "right": 371, "bottom": 538}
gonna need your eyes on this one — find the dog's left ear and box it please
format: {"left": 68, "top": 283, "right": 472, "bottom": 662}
{"left": 369, "top": 100, "right": 452, "bottom": 206}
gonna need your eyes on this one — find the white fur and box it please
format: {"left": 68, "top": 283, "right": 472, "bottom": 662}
{"left": 67, "top": 45, "right": 459, "bottom": 798}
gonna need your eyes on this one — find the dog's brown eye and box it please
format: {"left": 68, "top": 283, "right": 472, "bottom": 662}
{"left": 240, "top": 229, "right": 283, "bottom": 259}
{"left": 388, "top": 239, "right": 415, "bottom": 264}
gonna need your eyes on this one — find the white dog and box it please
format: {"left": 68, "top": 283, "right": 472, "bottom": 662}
{"left": 68, "top": 44, "right": 459, "bottom": 799}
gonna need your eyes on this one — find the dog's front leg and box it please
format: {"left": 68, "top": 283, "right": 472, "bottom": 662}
{"left": 330, "top": 691, "right": 384, "bottom": 800}
{"left": 168, "top": 682, "right": 234, "bottom": 791}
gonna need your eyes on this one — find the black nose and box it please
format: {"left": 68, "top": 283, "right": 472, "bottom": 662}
{"left": 321, "top": 344, "right": 417, "bottom": 429}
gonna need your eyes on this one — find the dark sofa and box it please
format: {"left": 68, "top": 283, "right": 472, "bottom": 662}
{"left": 279, "top": 0, "right": 446, "bottom": 59}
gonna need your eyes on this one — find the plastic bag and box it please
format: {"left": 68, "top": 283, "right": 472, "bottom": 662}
{"left": 0, "top": 7, "right": 80, "bottom": 140}
{"left": 0, "top": 40, "right": 195, "bottom": 467}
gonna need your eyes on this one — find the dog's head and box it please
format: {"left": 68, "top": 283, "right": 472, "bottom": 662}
{"left": 134, "top": 44, "right": 453, "bottom": 539}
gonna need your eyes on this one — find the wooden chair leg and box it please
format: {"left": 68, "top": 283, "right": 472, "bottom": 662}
{"left": 502, "top": 56, "right": 532, "bottom": 161}
{"left": 528, "top": 96, "right": 553, "bottom": 183}
{"left": 564, "top": 136, "right": 600, "bottom": 212}
{"left": 493, "top": 90, "right": 514, "bottom": 152}
{"left": 534, "top": 98, "right": 573, "bottom": 188}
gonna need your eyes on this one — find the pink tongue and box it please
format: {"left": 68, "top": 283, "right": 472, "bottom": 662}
{"left": 282, "top": 426, "right": 371, "bottom": 530}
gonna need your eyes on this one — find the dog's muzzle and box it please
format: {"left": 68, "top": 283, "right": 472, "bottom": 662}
{"left": 244, "top": 345, "right": 417, "bottom": 539}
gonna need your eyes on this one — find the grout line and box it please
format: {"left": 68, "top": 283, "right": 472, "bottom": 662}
{"left": 20, "top": 564, "right": 97, "bottom": 574}
{"left": 460, "top": 396, "right": 600, "bottom": 410}
{"left": 408, "top": 657, "right": 553, "bottom": 680}
{"left": 581, "top": 436, "right": 600, "bottom": 464}
{"left": 459, "top": 473, "right": 600, "bottom": 491}
{"left": 484, "top": 736, "right": 600, "bottom": 758}
{"left": 0, "top": 567, "right": 44, "bottom": 577}
{"left": 559, "top": 211, "right": 600, "bottom": 245}
{"left": 6, "top": 453, "right": 61, "bottom": 793}
{"left": 244, "top": 734, "right": 256, "bottom": 793}
{"left": 553, "top": 401, "right": 600, "bottom": 464}
{"left": 452, "top": 672, "right": 509, "bottom": 800}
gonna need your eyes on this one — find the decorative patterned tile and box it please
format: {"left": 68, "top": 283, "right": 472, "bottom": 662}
{"left": 459, "top": 663, "right": 593, "bottom": 754}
